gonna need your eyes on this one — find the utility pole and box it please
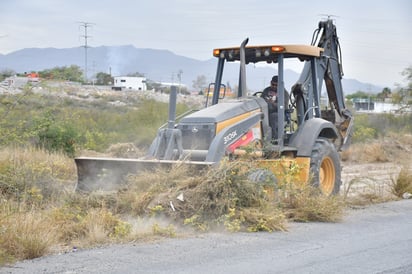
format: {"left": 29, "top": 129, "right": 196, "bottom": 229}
{"left": 177, "top": 70, "right": 183, "bottom": 94}
{"left": 78, "top": 22, "right": 94, "bottom": 83}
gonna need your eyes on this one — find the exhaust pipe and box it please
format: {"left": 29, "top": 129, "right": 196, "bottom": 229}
{"left": 238, "top": 38, "right": 249, "bottom": 98}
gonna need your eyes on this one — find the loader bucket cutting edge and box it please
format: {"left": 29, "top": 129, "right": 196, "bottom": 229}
{"left": 75, "top": 157, "right": 214, "bottom": 192}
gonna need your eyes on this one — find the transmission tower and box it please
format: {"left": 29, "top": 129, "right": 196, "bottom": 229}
{"left": 78, "top": 22, "right": 94, "bottom": 83}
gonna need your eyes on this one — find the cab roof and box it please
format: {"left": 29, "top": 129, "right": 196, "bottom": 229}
{"left": 213, "top": 44, "right": 323, "bottom": 63}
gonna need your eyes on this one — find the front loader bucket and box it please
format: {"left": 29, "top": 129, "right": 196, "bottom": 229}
{"left": 75, "top": 157, "right": 213, "bottom": 192}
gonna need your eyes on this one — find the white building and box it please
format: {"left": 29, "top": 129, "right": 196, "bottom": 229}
{"left": 374, "top": 102, "right": 412, "bottom": 113}
{"left": 112, "top": 76, "right": 147, "bottom": 91}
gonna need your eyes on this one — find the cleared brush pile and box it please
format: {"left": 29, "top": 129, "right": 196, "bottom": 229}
{"left": 122, "top": 161, "right": 288, "bottom": 233}
{"left": 120, "top": 160, "right": 344, "bottom": 231}
{"left": 0, "top": 147, "right": 344, "bottom": 266}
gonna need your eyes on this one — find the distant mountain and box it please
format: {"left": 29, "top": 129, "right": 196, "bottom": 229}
{"left": 0, "top": 45, "right": 382, "bottom": 94}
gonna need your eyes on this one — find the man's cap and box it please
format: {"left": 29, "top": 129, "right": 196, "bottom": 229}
{"left": 271, "top": 76, "right": 278, "bottom": 83}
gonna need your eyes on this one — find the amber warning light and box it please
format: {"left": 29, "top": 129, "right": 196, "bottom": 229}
{"left": 271, "top": 46, "right": 285, "bottom": 52}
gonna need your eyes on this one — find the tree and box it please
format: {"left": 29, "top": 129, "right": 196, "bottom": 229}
{"left": 392, "top": 66, "right": 412, "bottom": 105}
{"left": 39, "top": 65, "right": 83, "bottom": 82}
{"left": 95, "top": 72, "right": 113, "bottom": 85}
{"left": 0, "top": 69, "right": 15, "bottom": 81}
{"left": 401, "top": 66, "right": 412, "bottom": 104}
{"left": 376, "top": 87, "right": 391, "bottom": 101}
{"left": 192, "top": 75, "right": 208, "bottom": 94}
{"left": 401, "top": 66, "right": 412, "bottom": 86}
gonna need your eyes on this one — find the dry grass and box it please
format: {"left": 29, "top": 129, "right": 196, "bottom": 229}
{"left": 341, "top": 142, "right": 388, "bottom": 163}
{"left": 0, "top": 146, "right": 77, "bottom": 201}
{"left": 340, "top": 134, "right": 412, "bottom": 206}
{"left": 390, "top": 168, "right": 412, "bottom": 198}
{"left": 0, "top": 146, "right": 76, "bottom": 264}
{"left": 280, "top": 185, "right": 344, "bottom": 222}
{"left": 0, "top": 209, "right": 58, "bottom": 265}
{"left": 341, "top": 134, "right": 412, "bottom": 164}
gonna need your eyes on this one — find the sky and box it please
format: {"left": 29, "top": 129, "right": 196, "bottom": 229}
{"left": 1, "top": 0, "right": 411, "bottom": 88}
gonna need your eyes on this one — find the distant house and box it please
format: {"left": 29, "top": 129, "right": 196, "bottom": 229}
{"left": 352, "top": 98, "right": 412, "bottom": 113}
{"left": 353, "top": 98, "right": 374, "bottom": 112}
{"left": 27, "top": 72, "right": 39, "bottom": 82}
{"left": 112, "top": 76, "right": 147, "bottom": 91}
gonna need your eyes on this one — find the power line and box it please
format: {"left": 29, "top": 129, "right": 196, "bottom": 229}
{"left": 78, "top": 22, "right": 94, "bottom": 82}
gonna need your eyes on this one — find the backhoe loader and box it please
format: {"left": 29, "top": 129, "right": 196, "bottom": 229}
{"left": 75, "top": 19, "right": 353, "bottom": 195}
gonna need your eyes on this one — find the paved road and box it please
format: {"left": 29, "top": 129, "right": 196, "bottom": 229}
{"left": 3, "top": 200, "right": 412, "bottom": 274}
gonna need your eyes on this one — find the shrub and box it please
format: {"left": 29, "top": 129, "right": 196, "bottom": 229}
{"left": 38, "top": 122, "right": 80, "bottom": 157}
{"left": 353, "top": 126, "right": 377, "bottom": 142}
{"left": 0, "top": 90, "right": 188, "bottom": 155}
{"left": 391, "top": 168, "right": 412, "bottom": 198}
{"left": 352, "top": 113, "right": 412, "bottom": 143}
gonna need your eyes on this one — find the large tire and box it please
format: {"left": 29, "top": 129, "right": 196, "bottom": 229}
{"left": 309, "top": 138, "right": 341, "bottom": 195}
{"left": 248, "top": 169, "right": 278, "bottom": 187}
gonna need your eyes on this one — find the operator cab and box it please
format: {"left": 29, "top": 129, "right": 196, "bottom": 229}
{"left": 210, "top": 44, "right": 324, "bottom": 147}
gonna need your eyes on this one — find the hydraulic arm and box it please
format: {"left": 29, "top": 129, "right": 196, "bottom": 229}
{"left": 292, "top": 19, "right": 353, "bottom": 150}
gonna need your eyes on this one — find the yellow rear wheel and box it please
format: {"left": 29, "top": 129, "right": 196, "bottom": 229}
{"left": 319, "top": 156, "right": 336, "bottom": 195}
{"left": 310, "top": 138, "right": 341, "bottom": 196}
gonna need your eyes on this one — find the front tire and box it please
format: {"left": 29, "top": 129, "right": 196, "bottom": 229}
{"left": 310, "top": 138, "right": 341, "bottom": 195}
